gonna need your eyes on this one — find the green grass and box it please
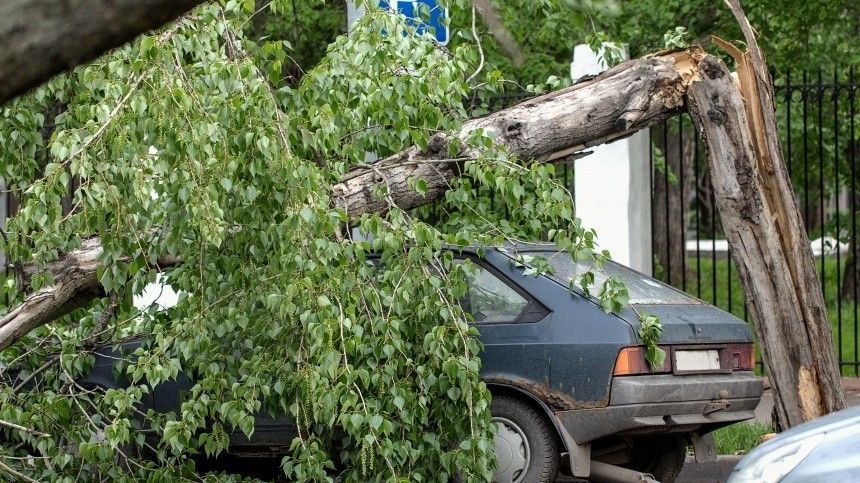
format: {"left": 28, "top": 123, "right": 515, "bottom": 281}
{"left": 666, "top": 255, "right": 859, "bottom": 376}
{"left": 713, "top": 422, "right": 775, "bottom": 455}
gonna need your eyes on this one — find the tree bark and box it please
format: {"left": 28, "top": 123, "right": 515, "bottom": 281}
{"left": 0, "top": 0, "right": 205, "bottom": 105}
{"left": 689, "top": 0, "right": 847, "bottom": 429}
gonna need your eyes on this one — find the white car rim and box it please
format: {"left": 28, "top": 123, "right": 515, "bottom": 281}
{"left": 492, "top": 416, "right": 530, "bottom": 483}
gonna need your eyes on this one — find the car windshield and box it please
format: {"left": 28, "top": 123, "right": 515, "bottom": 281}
{"left": 521, "top": 251, "right": 699, "bottom": 305}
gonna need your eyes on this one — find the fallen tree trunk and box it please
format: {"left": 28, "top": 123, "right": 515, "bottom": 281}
{"left": 683, "top": 0, "right": 846, "bottom": 429}
{"left": 0, "top": 239, "right": 179, "bottom": 351}
{"left": 0, "top": 0, "right": 205, "bottom": 105}
{"left": 332, "top": 49, "right": 696, "bottom": 215}
{"left": 0, "top": 49, "right": 698, "bottom": 352}
{"left": 0, "top": 239, "right": 105, "bottom": 351}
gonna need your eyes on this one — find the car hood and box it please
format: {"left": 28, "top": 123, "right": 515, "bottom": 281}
{"left": 618, "top": 303, "right": 754, "bottom": 345}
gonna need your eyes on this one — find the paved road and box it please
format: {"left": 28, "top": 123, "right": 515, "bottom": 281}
{"left": 557, "top": 456, "right": 739, "bottom": 482}
{"left": 676, "top": 456, "right": 740, "bottom": 483}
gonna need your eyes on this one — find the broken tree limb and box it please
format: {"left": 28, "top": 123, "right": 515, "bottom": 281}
{"left": 0, "top": 49, "right": 703, "bottom": 352}
{"left": 0, "top": 239, "right": 104, "bottom": 351}
{"left": 0, "top": 0, "right": 206, "bottom": 105}
{"left": 333, "top": 49, "right": 699, "bottom": 216}
{"left": 0, "top": 239, "right": 179, "bottom": 352}
{"left": 687, "top": 42, "right": 846, "bottom": 429}
{"left": 725, "top": 0, "right": 846, "bottom": 426}
{"left": 727, "top": 0, "right": 846, "bottom": 425}
{"left": 472, "top": 0, "right": 525, "bottom": 67}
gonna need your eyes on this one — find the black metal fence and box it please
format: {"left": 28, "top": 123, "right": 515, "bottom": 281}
{"left": 475, "top": 66, "right": 860, "bottom": 376}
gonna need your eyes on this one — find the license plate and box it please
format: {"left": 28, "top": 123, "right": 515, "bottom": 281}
{"left": 675, "top": 350, "right": 721, "bottom": 372}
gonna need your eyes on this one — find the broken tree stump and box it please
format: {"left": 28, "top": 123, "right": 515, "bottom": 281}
{"left": 687, "top": 42, "right": 847, "bottom": 428}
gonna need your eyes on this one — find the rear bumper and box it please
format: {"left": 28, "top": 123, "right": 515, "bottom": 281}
{"left": 610, "top": 372, "right": 763, "bottom": 405}
{"left": 556, "top": 372, "right": 763, "bottom": 443}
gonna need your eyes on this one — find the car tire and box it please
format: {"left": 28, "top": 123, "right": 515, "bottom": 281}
{"left": 490, "top": 395, "right": 560, "bottom": 483}
{"left": 624, "top": 435, "right": 688, "bottom": 482}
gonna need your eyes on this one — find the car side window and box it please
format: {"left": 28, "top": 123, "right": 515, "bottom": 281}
{"left": 455, "top": 259, "right": 530, "bottom": 324}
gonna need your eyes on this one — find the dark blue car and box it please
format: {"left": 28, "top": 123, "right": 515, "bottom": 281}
{"left": 81, "top": 243, "right": 763, "bottom": 482}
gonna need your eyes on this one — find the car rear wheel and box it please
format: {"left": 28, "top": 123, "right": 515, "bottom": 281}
{"left": 624, "top": 435, "right": 687, "bottom": 482}
{"left": 490, "top": 396, "right": 560, "bottom": 483}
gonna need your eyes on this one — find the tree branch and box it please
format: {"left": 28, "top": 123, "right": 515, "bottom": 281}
{"left": 0, "top": 418, "right": 50, "bottom": 438}
{"left": 472, "top": 0, "right": 524, "bottom": 67}
{"left": 333, "top": 49, "right": 699, "bottom": 216}
{"left": 0, "top": 240, "right": 179, "bottom": 352}
{"left": 0, "top": 0, "right": 206, "bottom": 105}
{"left": 0, "top": 459, "right": 40, "bottom": 483}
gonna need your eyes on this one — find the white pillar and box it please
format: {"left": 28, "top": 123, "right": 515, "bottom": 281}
{"left": 571, "top": 44, "right": 652, "bottom": 273}
{"left": 347, "top": 2, "right": 365, "bottom": 31}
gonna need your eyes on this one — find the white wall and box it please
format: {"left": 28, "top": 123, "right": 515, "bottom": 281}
{"left": 571, "top": 44, "right": 652, "bottom": 273}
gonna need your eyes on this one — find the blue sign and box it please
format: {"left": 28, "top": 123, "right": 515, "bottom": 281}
{"left": 379, "top": 0, "right": 449, "bottom": 45}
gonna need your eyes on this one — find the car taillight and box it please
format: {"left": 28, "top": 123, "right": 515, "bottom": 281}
{"left": 728, "top": 343, "right": 755, "bottom": 371}
{"left": 613, "top": 346, "right": 671, "bottom": 376}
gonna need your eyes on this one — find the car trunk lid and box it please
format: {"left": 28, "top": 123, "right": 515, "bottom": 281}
{"left": 620, "top": 303, "right": 753, "bottom": 345}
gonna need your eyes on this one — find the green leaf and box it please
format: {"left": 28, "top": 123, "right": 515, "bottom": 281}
{"left": 638, "top": 312, "right": 665, "bottom": 371}
{"left": 369, "top": 414, "right": 383, "bottom": 430}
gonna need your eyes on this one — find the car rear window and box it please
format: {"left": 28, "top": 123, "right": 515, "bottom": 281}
{"left": 522, "top": 251, "right": 700, "bottom": 305}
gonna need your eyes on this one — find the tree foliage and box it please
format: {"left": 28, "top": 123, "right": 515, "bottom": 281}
{"left": 0, "top": 1, "right": 624, "bottom": 480}
{"left": 463, "top": 0, "right": 858, "bottom": 86}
